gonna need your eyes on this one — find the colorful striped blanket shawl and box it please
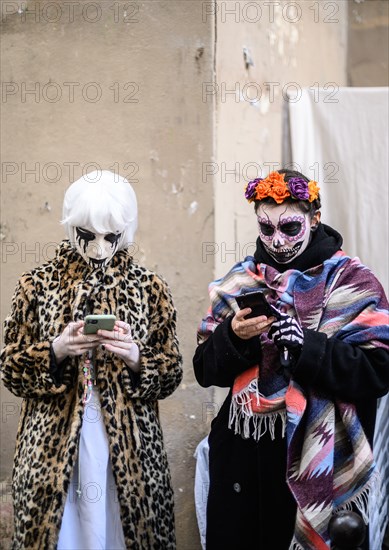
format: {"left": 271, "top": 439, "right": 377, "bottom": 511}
{"left": 197, "top": 251, "right": 389, "bottom": 550}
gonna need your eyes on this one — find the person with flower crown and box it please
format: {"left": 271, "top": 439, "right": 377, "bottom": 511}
{"left": 0, "top": 171, "right": 183, "bottom": 549}
{"left": 193, "top": 169, "right": 389, "bottom": 550}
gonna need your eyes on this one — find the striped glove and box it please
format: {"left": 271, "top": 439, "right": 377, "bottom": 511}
{"left": 268, "top": 312, "right": 304, "bottom": 351}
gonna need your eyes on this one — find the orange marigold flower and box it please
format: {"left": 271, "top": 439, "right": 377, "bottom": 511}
{"left": 266, "top": 171, "right": 286, "bottom": 187}
{"left": 264, "top": 172, "right": 290, "bottom": 204}
{"left": 308, "top": 180, "right": 320, "bottom": 202}
{"left": 269, "top": 183, "right": 291, "bottom": 204}
{"left": 255, "top": 181, "right": 272, "bottom": 201}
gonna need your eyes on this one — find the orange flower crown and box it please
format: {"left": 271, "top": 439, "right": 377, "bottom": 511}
{"left": 244, "top": 171, "right": 320, "bottom": 205}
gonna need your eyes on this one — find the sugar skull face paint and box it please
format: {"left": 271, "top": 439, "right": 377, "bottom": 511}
{"left": 256, "top": 203, "right": 316, "bottom": 264}
{"left": 75, "top": 226, "right": 122, "bottom": 269}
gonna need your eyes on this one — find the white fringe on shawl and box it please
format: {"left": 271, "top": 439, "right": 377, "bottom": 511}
{"left": 228, "top": 377, "right": 287, "bottom": 441}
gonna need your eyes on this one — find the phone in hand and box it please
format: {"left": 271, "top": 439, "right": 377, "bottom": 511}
{"left": 83, "top": 314, "right": 116, "bottom": 334}
{"left": 235, "top": 291, "right": 280, "bottom": 320}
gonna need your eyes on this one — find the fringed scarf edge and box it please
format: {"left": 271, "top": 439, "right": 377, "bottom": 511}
{"left": 228, "top": 376, "right": 287, "bottom": 441}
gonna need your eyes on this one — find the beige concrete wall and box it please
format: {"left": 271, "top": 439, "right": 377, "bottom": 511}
{"left": 0, "top": 1, "right": 214, "bottom": 548}
{"left": 348, "top": 0, "right": 389, "bottom": 86}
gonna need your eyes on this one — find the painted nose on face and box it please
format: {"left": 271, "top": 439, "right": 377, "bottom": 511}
{"left": 93, "top": 236, "right": 106, "bottom": 258}
{"left": 273, "top": 233, "right": 285, "bottom": 249}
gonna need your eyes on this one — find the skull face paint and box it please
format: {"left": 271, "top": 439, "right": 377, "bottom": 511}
{"left": 75, "top": 226, "right": 122, "bottom": 268}
{"left": 256, "top": 203, "right": 313, "bottom": 264}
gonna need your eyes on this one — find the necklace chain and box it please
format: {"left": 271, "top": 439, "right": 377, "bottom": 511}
{"left": 82, "top": 352, "right": 95, "bottom": 404}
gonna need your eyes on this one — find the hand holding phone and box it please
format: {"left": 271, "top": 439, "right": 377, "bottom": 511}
{"left": 97, "top": 319, "right": 141, "bottom": 373}
{"left": 52, "top": 320, "right": 104, "bottom": 364}
{"left": 232, "top": 292, "right": 277, "bottom": 341}
{"left": 234, "top": 292, "right": 294, "bottom": 370}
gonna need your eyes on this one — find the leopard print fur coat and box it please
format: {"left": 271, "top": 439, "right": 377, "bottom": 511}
{"left": 0, "top": 241, "right": 183, "bottom": 549}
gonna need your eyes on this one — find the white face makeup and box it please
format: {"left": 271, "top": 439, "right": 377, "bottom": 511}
{"left": 256, "top": 203, "right": 317, "bottom": 264}
{"left": 75, "top": 226, "right": 122, "bottom": 269}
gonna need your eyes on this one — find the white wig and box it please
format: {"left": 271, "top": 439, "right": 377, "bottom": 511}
{"left": 61, "top": 170, "right": 138, "bottom": 250}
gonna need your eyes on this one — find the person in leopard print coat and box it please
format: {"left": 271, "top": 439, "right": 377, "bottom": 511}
{"left": 0, "top": 171, "right": 183, "bottom": 549}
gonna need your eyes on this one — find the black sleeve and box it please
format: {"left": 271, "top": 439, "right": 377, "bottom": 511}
{"left": 292, "top": 329, "right": 389, "bottom": 401}
{"left": 49, "top": 344, "right": 70, "bottom": 387}
{"left": 193, "top": 317, "right": 262, "bottom": 388}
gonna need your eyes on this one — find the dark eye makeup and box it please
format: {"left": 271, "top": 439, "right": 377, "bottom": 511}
{"left": 104, "top": 233, "right": 122, "bottom": 246}
{"left": 76, "top": 228, "right": 122, "bottom": 245}
{"left": 279, "top": 222, "right": 302, "bottom": 236}
{"left": 259, "top": 223, "right": 274, "bottom": 236}
{"left": 76, "top": 227, "right": 95, "bottom": 241}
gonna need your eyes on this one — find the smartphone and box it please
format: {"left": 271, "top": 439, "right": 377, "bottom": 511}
{"left": 83, "top": 314, "right": 116, "bottom": 334}
{"left": 235, "top": 291, "right": 280, "bottom": 320}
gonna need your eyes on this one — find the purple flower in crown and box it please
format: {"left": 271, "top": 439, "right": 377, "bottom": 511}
{"left": 287, "top": 177, "right": 309, "bottom": 200}
{"left": 245, "top": 178, "right": 263, "bottom": 202}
